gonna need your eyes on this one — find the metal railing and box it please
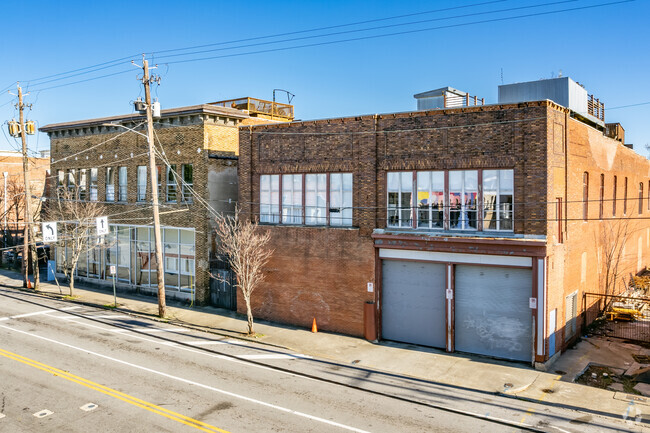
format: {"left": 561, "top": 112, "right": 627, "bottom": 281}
{"left": 583, "top": 292, "right": 650, "bottom": 342}
{"left": 211, "top": 97, "right": 294, "bottom": 120}
{"left": 587, "top": 94, "right": 605, "bottom": 121}
{"left": 443, "top": 93, "right": 485, "bottom": 108}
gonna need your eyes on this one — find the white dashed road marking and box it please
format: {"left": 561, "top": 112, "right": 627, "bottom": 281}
{"left": 80, "top": 403, "right": 98, "bottom": 412}
{"left": 0, "top": 413, "right": 5, "bottom": 419}
{"left": 139, "top": 328, "right": 189, "bottom": 333}
{"left": 33, "top": 409, "right": 53, "bottom": 418}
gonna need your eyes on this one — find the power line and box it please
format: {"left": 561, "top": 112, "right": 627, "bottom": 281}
{"left": 151, "top": 0, "right": 508, "bottom": 57}
{"left": 154, "top": 0, "right": 578, "bottom": 62}
{"left": 28, "top": 69, "right": 134, "bottom": 93}
{"left": 163, "top": 1, "right": 633, "bottom": 66}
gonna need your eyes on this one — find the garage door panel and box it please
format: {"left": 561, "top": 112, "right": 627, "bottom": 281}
{"left": 455, "top": 266, "right": 532, "bottom": 362}
{"left": 382, "top": 260, "right": 446, "bottom": 348}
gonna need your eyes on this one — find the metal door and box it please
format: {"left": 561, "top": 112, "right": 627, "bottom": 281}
{"left": 210, "top": 269, "right": 236, "bottom": 310}
{"left": 455, "top": 265, "right": 532, "bottom": 362}
{"left": 381, "top": 260, "right": 446, "bottom": 348}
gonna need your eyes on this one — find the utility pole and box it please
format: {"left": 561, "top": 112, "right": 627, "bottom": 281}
{"left": 140, "top": 57, "right": 166, "bottom": 318}
{"left": 15, "top": 85, "right": 39, "bottom": 289}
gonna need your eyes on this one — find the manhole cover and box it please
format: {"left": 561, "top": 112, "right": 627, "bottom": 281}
{"left": 503, "top": 383, "right": 513, "bottom": 388}
{"left": 632, "top": 355, "right": 650, "bottom": 364}
{"left": 541, "top": 388, "right": 555, "bottom": 393}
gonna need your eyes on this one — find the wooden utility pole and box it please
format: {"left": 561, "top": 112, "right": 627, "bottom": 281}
{"left": 141, "top": 58, "right": 166, "bottom": 318}
{"left": 16, "top": 85, "right": 39, "bottom": 289}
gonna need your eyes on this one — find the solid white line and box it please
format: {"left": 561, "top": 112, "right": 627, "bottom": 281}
{"left": 86, "top": 314, "right": 130, "bottom": 319}
{"left": 182, "top": 340, "right": 227, "bottom": 346}
{"left": 239, "top": 354, "right": 311, "bottom": 360}
{"left": 139, "top": 328, "right": 189, "bottom": 333}
{"left": 61, "top": 307, "right": 82, "bottom": 311}
{"left": 0, "top": 323, "right": 370, "bottom": 433}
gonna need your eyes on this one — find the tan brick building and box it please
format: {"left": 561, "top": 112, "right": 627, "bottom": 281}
{"left": 0, "top": 150, "right": 49, "bottom": 247}
{"left": 41, "top": 98, "right": 292, "bottom": 305}
{"left": 239, "top": 78, "right": 650, "bottom": 367}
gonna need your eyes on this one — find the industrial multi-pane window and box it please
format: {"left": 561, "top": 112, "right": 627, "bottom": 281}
{"left": 387, "top": 169, "right": 512, "bottom": 232}
{"left": 260, "top": 173, "right": 352, "bottom": 226}
{"left": 79, "top": 169, "right": 87, "bottom": 201}
{"left": 387, "top": 172, "right": 413, "bottom": 228}
{"left": 329, "top": 173, "right": 352, "bottom": 226}
{"left": 67, "top": 169, "right": 76, "bottom": 195}
{"left": 305, "top": 173, "right": 327, "bottom": 225}
{"left": 57, "top": 170, "right": 64, "bottom": 193}
{"left": 282, "top": 174, "right": 303, "bottom": 224}
{"left": 90, "top": 168, "right": 98, "bottom": 201}
{"left": 483, "top": 169, "right": 513, "bottom": 231}
{"left": 166, "top": 164, "right": 177, "bottom": 202}
{"left": 137, "top": 166, "right": 147, "bottom": 202}
{"left": 449, "top": 170, "right": 478, "bottom": 230}
{"left": 260, "top": 175, "right": 280, "bottom": 223}
{"left": 106, "top": 167, "right": 115, "bottom": 201}
{"left": 118, "top": 167, "right": 127, "bottom": 202}
{"left": 182, "top": 164, "right": 193, "bottom": 202}
{"left": 417, "top": 171, "right": 444, "bottom": 229}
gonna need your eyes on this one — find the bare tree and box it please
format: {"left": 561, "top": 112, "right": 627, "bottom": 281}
{"left": 45, "top": 185, "right": 105, "bottom": 296}
{"left": 598, "top": 216, "right": 633, "bottom": 308}
{"left": 214, "top": 208, "right": 273, "bottom": 336}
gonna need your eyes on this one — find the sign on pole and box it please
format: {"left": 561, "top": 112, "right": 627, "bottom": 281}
{"left": 109, "top": 265, "right": 116, "bottom": 275}
{"left": 96, "top": 216, "right": 109, "bottom": 236}
{"left": 42, "top": 222, "right": 57, "bottom": 243}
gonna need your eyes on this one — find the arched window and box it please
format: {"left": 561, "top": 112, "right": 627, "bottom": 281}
{"left": 599, "top": 174, "right": 604, "bottom": 219}
{"left": 583, "top": 172, "right": 589, "bottom": 221}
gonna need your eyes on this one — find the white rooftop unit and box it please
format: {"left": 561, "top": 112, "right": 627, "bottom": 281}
{"left": 498, "top": 77, "right": 604, "bottom": 126}
{"left": 414, "top": 87, "right": 484, "bottom": 111}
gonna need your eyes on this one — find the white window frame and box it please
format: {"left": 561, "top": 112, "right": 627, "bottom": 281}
{"left": 90, "top": 168, "right": 98, "bottom": 201}
{"left": 137, "top": 166, "right": 147, "bottom": 202}
{"left": 106, "top": 167, "right": 115, "bottom": 202}
{"left": 282, "top": 174, "right": 303, "bottom": 224}
{"left": 260, "top": 174, "right": 280, "bottom": 223}
{"left": 305, "top": 173, "right": 327, "bottom": 225}
{"left": 483, "top": 169, "right": 514, "bottom": 232}
{"left": 330, "top": 173, "right": 353, "bottom": 226}
{"left": 387, "top": 171, "right": 413, "bottom": 228}
{"left": 416, "top": 171, "right": 444, "bottom": 229}
{"left": 118, "top": 166, "right": 128, "bottom": 202}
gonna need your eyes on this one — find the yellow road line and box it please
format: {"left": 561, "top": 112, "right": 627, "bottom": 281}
{"left": 0, "top": 347, "right": 230, "bottom": 433}
{"left": 519, "top": 374, "right": 562, "bottom": 424}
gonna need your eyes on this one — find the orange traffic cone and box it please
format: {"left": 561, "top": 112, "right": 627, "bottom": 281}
{"left": 311, "top": 318, "right": 318, "bottom": 333}
{"left": 26, "top": 279, "right": 32, "bottom": 289}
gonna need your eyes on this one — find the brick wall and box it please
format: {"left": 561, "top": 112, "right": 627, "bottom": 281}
{"left": 239, "top": 102, "right": 554, "bottom": 334}
{"left": 545, "top": 106, "right": 650, "bottom": 350}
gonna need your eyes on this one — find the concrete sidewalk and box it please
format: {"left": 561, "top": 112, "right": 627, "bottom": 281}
{"left": 0, "top": 268, "right": 647, "bottom": 426}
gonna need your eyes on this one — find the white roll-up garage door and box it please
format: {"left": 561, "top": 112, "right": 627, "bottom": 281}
{"left": 455, "top": 265, "right": 532, "bottom": 362}
{"left": 381, "top": 260, "right": 446, "bottom": 348}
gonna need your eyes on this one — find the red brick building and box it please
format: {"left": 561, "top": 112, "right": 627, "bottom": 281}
{"left": 239, "top": 78, "right": 650, "bottom": 368}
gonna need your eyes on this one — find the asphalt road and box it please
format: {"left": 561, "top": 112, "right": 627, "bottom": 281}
{"left": 0, "top": 288, "right": 645, "bottom": 433}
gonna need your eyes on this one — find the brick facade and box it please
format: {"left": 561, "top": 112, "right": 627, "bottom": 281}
{"left": 42, "top": 104, "right": 267, "bottom": 304}
{"left": 240, "top": 100, "right": 650, "bottom": 361}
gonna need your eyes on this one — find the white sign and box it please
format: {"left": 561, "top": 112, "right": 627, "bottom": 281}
{"left": 96, "top": 216, "right": 109, "bottom": 236}
{"left": 446, "top": 288, "right": 453, "bottom": 300}
{"left": 367, "top": 282, "right": 374, "bottom": 293}
{"left": 42, "top": 222, "right": 57, "bottom": 243}
{"left": 109, "top": 265, "right": 116, "bottom": 275}
{"left": 529, "top": 297, "right": 537, "bottom": 309}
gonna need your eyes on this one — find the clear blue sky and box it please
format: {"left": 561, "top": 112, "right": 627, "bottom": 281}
{"left": 1, "top": 0, "right": 648, "bottom": 155}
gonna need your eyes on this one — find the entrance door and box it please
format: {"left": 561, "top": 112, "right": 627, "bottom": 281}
{"left": 381, "top": 260, "right": 446, "bottom": 348}
{"left": 455, "top": 265, "right": 533, "bottom": 362}
{"left": 549, "top": 309, "right": 557, "bottom": 358}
